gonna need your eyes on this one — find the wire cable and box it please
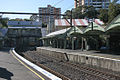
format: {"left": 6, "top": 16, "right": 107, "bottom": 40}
{"left": 63, "top": 4, "right": 74, "bottom": 13}
{"left": 53, "top": 0, "right": 65, "bottom": 6}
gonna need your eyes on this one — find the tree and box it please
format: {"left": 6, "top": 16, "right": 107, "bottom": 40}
{"left": 0, "top": 18, "right": 9, "bottom": 28}
{"left": 112, "top": 0, "right": 119, "bottom": 4}
{"left": 84, "top": 6, "right": 98, "bottom": 19}
{"left": 42, "top": 23, "right": 47, "bottom": 28}
{"left": 72, "top": 6, "right": 84, "bottom": 19}
{"left": 108, "top": 3, "right": 120, "bottom": 23}
{"left": 63, "top": 10, "right": 71, "bottom": 19}
{"left": 9, "top": 18, "right": 23, "bottom": 21}
{"left": 24, "top": 19, "right": 32, "bottom": 21}
{"left": 30, "top": 15, "right": 39, "bottom": 21}
{"left": 98, "top": 9, "right": 108, "bottom": 23}
{"left": 63, "top": 6, "right": 98, "bottom": 19}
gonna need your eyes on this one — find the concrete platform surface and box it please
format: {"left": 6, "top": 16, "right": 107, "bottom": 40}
{"left": 38, "top": 47, "right": 120, "bottom": 60}
{"left": 0, "top": 48, "right": 46, "bottom": 80}
{"left": 37, "top": 47, "right": 120, "bottom": 72}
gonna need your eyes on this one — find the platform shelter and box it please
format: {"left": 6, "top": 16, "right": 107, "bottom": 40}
{"left": 105, "top": 14, "right": 120, "bottom": 52}
{"left": 42, "top": 26, "right": 83, "bottom": 50}
{"left": 83, "top": 22, "right": 105, "bottom": 50}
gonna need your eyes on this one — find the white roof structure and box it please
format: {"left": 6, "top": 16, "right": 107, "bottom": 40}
{"left": 8, "top": 21, "right": 42, "bottom": 26}
{"left": 7, "top": 21, "right": 42, "bottom": 29}
{"left": 46, "top": 28, "right": 70, "bottom": 37}
{"left": 94, "top": 19, "right": 104, "bottom": 25}
{"left": 8, "top": 27, "right": 41, "bottom": 29}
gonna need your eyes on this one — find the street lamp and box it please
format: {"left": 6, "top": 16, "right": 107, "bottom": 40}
{"left": 88, "top": 18, "right": 94, "bottom": 31}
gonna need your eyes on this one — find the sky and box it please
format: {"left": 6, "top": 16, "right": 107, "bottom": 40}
{"left": 0, "top": 0, "right": 74, "bottom": 19}
{"left": 0, "top": 0, "right": 120, "bottom": 19}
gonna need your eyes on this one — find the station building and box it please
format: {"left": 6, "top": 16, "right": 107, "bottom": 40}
{"left": 6, "top": 21, "right": 42, "bottom": 50}
{"left": 0, "top": 27, "right": 8, "bottom": 48}
{"left": 41, "top": 19, "right": 105, "bottom": 50}
{"left": 41, "top": 15, "right": 120, "bottom": 53}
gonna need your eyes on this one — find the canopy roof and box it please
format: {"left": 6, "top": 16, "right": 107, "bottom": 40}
{"left": 8, "top": 27, "right": 41, "bottom": 29}
{"left": 65, "top": 26, "right": 83, "bottom": 36}
{"left": 84, "top": 22, "right": 105, "bottom": 34}
{"left": 46, "top": 28, "right": 70, "bottom": 37}
{"left": 105, "top": 14, "right": 120, "bottom": 31}
{"left": 55, "top": 19, "right": 104, "bottom": 27}
{"left": 8, "top": 21, "right": 42, "bottom": 27}
{"left": 46, "top": 26, "right": 83, "bottom": 38}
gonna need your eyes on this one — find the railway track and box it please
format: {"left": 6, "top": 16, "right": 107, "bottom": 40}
{"left": 22, "top": 51, "right": 120, "bottom": 80}
{"left": 66, "top": 62, "right": 120, "bottom": 80}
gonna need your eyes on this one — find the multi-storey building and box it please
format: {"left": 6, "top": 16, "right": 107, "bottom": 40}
{"left": 75, "top": 0, "right": 110, "bottom": 10}
{"left": 39, "top": 5, "right": 61, "bottom": 33}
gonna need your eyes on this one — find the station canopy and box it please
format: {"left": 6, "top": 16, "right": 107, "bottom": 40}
{"left": 7, "top": 21, "right": 42, "bottom": 27}
{"left": 105, "top": 14, "right": 120, "bottom": 32}
{"left": 46, "top": 28, "right": 70, "bottom": 37}
{"left": 46, "top": 26, "right": 83, "bottom": 38}
{"left": 7, "top": 21, "right": 41, "bottom": 29}
{"left": 83, "top": 22, "right": 105, "bottom": 35}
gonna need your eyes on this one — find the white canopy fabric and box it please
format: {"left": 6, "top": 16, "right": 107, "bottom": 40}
{"left": 46, "top": 26, "right": 83, "bottom": 37}
{"left": 84, "top": 22, "right": 105, "bottom": 33}
{"left": 46, "top": 28, "right": 70, "bottom": 37}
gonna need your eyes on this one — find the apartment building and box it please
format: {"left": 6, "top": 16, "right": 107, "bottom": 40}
{"left": 39, "top": 5, "right": 61, "bottom": 33}
{"left": 75, "top": 0, "right": 110, "bottom": 10}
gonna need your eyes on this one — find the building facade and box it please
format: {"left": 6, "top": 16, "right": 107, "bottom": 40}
{"left": 6, "top": 21, "right": 42, "bottom": 49}
{"left": 39, "top": 5, "right": 61, "bottom": 33}
{"left": 75, "top": 0, "right": 110, "bottom": 10}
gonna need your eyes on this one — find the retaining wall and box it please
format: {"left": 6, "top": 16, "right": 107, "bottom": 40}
{"left": 37, "top": 47, "right": 120, "bottom": 72}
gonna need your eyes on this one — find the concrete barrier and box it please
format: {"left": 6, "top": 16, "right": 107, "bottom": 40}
{"left": 37, "top": 47, "right": 120, "bottom": 72}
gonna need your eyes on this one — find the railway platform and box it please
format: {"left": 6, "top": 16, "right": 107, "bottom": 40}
{"left": 37, "top": 47, "right": 120, "bottom": 72}
{"left": 0, "top": 48, "right": 61, "bottom": 80}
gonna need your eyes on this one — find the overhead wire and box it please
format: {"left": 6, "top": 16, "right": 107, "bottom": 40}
{"left": 53, "top": 0, "right": 74, "bottom": 14}
{"left": 63, "top": 4, "right": 74, "bottom": 13}
{"left": 53, "top": 0, "right": 65, "bottom": 6}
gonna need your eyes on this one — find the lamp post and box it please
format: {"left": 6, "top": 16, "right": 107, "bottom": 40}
{"left": 70, "top": 10, "right": 73, "bottom": 27}
{"left": 89, "top": 18, "right": 94, "bottom": 31}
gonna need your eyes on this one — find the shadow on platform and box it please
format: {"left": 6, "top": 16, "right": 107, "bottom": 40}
{"left": 0, "top": 67, "right": 13, "bottom": 80}
{"left": 0, "top": 47, "right": 11, "bottom": 53}
{"left": 95, "top": 50, "right": 120, "bottom": 55}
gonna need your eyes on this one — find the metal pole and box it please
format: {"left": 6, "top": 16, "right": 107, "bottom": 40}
{"left": 91, "top": 21, "right": 93, "bottom": 31}
{"left": 70, "top": 10, "right": 72, "bottom": 27}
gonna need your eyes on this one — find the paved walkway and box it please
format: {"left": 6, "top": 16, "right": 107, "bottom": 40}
{"left": 0, "top": 48, "right": 46, "bottom": 80}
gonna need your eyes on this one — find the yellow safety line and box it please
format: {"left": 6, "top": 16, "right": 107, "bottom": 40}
{"left": 11, "top": 51, "right": 45, "bottom": 80}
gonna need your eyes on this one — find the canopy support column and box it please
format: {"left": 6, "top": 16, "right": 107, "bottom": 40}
{"left": 72, "top": 37, "right": 74, "bottom": 50}
{"left": 106, "top": 35, "right": 110, "bottom": 51}
{"left": 81, "top": 37, "right": 84, "bottom": 51}
{"left": 72, "top": 37, "right": 77, "bottom": 50}
{"left": 64, "top": 39, "right": 67, "bottom": 49}
{"left": 84, "top": 38, "right": 88, "bottom": 51}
